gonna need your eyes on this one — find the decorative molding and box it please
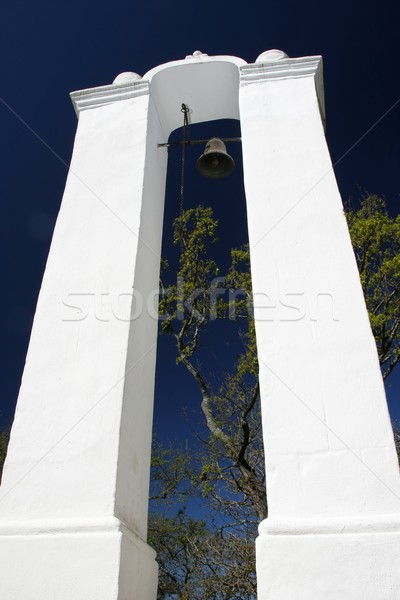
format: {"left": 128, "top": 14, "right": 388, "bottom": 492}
{"left": 70, "top": 80, "right": 150, "bottom": 116}
{"left": 185, "top": 50, "right": 209, "bottom": 59}
{"left": 240, "top": 55, "right": 325, "bottom": 125}
{"left": 259, "top": 514, "right": 400, "bottom": 536}
{"left": 0, "top": 516, "right": 156, "bottom": 555}
{"left": 240, "top": 55, "right": 321, "bottom": 84}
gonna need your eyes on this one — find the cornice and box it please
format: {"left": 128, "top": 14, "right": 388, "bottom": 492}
{"left": 240, "top": 56, "right": 325, "bottom": 125}
{"left": 259, "top": 514, "right": 400, "bottom": 536}
{"left": 69, "top": 54, "right": 325, "bottom": 125}
{"left": 70, "top": 80, "right": 150, "bottom": 116}
{"left": 143, "top": 53, "right": 246, "bottom": 81}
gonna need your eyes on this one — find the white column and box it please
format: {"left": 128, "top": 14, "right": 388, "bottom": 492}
{"left": 0, "top": 75, "right": 166, "bottom": 599}
{"left": 240, "top": 51, "right": 400, "bottom": 599}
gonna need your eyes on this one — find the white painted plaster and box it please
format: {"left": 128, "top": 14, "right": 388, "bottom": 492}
{"left": 113, "top": 71, "right": 142, "bottom": 84}
{"left": 0, "top": 79, "right": 165, "bottom": 597}
{"left": 256, "top": 49, "right": 289, "bottom": 62}
{"left": 240, "top": 54, "right": 400, "bottom": 598}
{"left": 0, "top": 525, "right": 157, "bottom": 600}
{"left": 70, "top": 79, "right": 149, "bottom": 115}
{"left": 1, "top": 49, "right": 399, "bottom": 599}
{"left": 144, "top": 54, "right": 246, "bottom": 138}
{"left": 0, "top": 52, "right": 249, "bottom": 600}
{"left": 185, "top": 50, "right": 209, "bottom": 59}
{"left": 256, "top": 529, "right": 400, "bottom": 599}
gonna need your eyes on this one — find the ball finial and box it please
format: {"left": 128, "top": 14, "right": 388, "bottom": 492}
{"left": 185, "top": 50, "right": 209, "bottom": 59}
{"left": 113, "top": 72, "right": 142, "bottom": 85}
{"left": 256, "top": 49, "right": 289, "bottom": 63}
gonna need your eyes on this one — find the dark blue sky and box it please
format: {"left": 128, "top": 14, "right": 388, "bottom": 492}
{"left": 1, "top": 0, "right": 399, "bottom": 439}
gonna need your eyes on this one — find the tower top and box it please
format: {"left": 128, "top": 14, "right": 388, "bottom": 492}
{"left": 70, "top": 50, "right": 325, "bottom": 133}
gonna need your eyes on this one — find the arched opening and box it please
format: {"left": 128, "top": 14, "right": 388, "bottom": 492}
{"left": 148, "top": 115, "right": 265, "bottom": 598}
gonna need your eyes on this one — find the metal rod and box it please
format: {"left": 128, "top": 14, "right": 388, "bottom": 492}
{"left": 180, "top": 104, "right": 190, "bottom": 214}
{"left": 158, "top": 137, "right": 242, "bottom": 148}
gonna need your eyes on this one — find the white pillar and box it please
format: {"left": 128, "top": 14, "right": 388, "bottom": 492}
{"left": 0, "top": 53, "right": 247, "bottom": 600}
{"left": 0, "top": 76, "right": 166, "bottom": 599}
{"left": 240, "top": 52, "right": 400, "bottom": 599}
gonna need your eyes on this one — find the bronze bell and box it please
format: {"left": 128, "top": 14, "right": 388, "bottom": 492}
{"left": 196, "top": 138, "right": 235, "bottom": 179}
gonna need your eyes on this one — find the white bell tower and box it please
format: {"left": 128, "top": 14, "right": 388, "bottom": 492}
{"left": 0, "top": 50, "right": 399, "bottom": 599}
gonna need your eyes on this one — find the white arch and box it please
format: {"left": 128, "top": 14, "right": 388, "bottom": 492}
{"left": 145, "top": 54, "right": 245, "bottom": 136}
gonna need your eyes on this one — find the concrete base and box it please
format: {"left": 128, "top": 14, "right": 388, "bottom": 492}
{"left": 256, "top": 516, "right": 400, "bottom": 599}
{"left": 0, "top": 517, "right": 158, "bottom": 600}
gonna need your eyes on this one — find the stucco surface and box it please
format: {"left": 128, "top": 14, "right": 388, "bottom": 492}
{"left": 1, "top": 52, "right": 399, "bottom": 599}
{"left": 239, "top": 54, "right": 400, "bottom": 598}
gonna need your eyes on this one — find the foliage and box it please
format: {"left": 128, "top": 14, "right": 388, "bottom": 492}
{"left": 148, "top": 510, "right": 256, "bottom": 600}
{"left": 152, "top": 204, "right": 265, "bottom": 597}
{"left": 0, "top": 429, "right": 9, "bottom": 483}
{"left": 394, "top": 424, "right": 400, "bottom": 465}
{"left": 345, "top": 194, "right": 400, "bottom": 379}
{"left": 158, "top": 206, "right": 266, "bottom": 523}
{"left": 150, "top": 438, "right": 194, "bottom": 503}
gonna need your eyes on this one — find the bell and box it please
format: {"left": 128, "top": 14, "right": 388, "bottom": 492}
{"left": 196, "top": 138, "right": 235, "bottom": 179}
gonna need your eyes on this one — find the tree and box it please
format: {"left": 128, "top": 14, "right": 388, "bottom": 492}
{"left": 150, "top": 194, "right": 400, "bottom": 599}
{"left": 345, "top": 194, "right": 400, "bottom": 379}
{"left": 394, "top": 425, "right": 400, "bottom": 464}
{"left": 150, "top": 205, "right": 264, "bottom": 598}
{"left": 148, "top": 510, "right": 256, "bottom": 600}
{"left": 158, "top": 206, "right": 266, "bottom": 521}
{"left": 0, "top": 429, "right": 9, "bottom": 483}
